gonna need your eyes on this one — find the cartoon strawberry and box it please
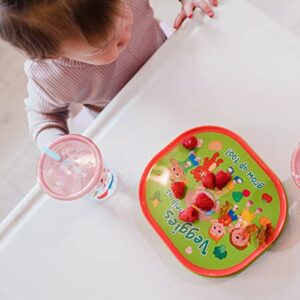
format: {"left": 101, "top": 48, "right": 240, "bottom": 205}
{"left": 243, "top": 189, "right": 251, "bottom": 197}
{"left": 262, "top": 193, "right": 272, "bottom": 203}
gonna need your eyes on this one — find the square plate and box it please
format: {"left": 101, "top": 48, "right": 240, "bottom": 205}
{"left": 139, "top": 126, "right": 287, "bottom": 277}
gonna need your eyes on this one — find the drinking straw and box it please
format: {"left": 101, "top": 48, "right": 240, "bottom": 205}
{"left": 40, "top": 146, "right": 62, "bottom": 162}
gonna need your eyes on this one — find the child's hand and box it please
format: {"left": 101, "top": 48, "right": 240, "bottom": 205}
{"left": 174, "top": 0, "right": 218, "bottom": 29}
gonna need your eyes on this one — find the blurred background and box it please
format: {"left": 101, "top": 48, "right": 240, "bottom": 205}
{"left": 0, "top": 0, "right": 299, "bottom": 220}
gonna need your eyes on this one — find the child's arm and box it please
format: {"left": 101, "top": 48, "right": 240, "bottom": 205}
{"left": 24, "top": 61, "right": 70, "bottom": 148}
{"left": 174, "top": 0, "right": 218, "bottom": 29}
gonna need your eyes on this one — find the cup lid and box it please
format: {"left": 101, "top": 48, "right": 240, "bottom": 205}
{"left": 37, "top": 134, "right": 103, "bottom": 200}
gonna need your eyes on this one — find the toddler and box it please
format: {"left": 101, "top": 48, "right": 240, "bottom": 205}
{"left": 0, "top": 0, "right": 217, "bottom": 147}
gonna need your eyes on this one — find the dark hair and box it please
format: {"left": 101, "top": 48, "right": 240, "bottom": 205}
{"left": 0, "top": 0, "right": 123, "bottom": 59}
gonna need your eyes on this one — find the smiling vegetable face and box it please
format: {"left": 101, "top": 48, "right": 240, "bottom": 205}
{"left": 230, "top": 228, "right": 250, "bottom": 250}
{"left": 209, "top": 222, "right": 226, "bottom": 242}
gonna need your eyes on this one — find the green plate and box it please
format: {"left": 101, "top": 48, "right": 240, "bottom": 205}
{"left": 139, "top": 126, "right": 287, "bottom": 277}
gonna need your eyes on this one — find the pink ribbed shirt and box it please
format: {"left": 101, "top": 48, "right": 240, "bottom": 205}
{"left": 24, "top": 0, "right": 166, "bottom": 147}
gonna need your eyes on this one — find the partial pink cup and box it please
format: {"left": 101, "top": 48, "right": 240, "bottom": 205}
{"left": 291, "top": 144, "right": 300, "bottom": 189}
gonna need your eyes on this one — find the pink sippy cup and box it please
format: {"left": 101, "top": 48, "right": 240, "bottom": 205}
{"left": 37, "top": 134, "right": 117, "bottom": 201}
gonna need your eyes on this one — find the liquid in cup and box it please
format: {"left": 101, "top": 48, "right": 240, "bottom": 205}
{"left": 37, "top": 134, "right": 117, "bottom": 200}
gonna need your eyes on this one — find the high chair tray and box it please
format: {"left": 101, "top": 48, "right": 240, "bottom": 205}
{"left": 139, "top": 126, "right": 287, "bottom": 277}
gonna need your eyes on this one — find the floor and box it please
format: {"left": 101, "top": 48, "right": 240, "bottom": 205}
{"left": 0, "top": 0, "right": 299, "bottom": 221}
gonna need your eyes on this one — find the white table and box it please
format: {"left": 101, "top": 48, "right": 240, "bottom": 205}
{"left": 1, "top": 0, "right": 300, "bottom": 299}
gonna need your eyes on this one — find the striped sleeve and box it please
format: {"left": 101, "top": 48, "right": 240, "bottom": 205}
{"left": 24, "top": 60, "right": 70, "bottom": 147}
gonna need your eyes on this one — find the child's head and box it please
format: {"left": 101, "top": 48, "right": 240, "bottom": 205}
{"left": 0, "top": 0, "right": 133, "bottom": 65}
